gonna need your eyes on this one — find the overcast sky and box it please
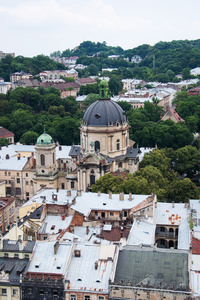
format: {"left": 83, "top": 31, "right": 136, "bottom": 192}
{"left": 1, "top": 0, "right": 200, "bottom": 57}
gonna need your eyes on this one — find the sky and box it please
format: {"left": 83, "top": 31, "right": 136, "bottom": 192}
{"left": 1, "top": 0, "right": 200, "bottom": 57}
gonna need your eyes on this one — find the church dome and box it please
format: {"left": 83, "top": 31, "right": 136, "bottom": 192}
{"left": 36, "top": 131, "right": 54, "bottom": 145}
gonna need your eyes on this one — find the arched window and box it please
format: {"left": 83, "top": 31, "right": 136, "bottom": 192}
{"left": 119, "top": 162, "right": 122, "bottom": 168}
{"left": 90, "top": 169, "right": 95, "bottom": 186}
{"left": 40, "top": 154, "right": 45, "bottom": 166}
{"left": 95, "top": 141, "right": 100, "bottom": 152}
{"left": 116, "top": 139, "right": 120, "bottom": 150}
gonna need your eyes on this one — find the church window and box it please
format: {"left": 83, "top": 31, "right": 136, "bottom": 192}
{"left": 116, "top": 139, "right": 120, "bottom": 150}
{"left": 71, "top": 182, "right": 75, "bottom": 189}
{"left": 53, "top": 153, "right": 55, "bottom": 164}
{"left": 40, "top": 154, "right": 45, "bottom": 166}
{"left": 118, "top": 162, "right": 122, "bottom": 168}
{"left": 95, "top": 141, "right": 100, "bottom": 152}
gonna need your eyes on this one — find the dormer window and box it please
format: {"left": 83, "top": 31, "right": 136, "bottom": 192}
{"left": 95, "top": 113, "right": 100, "bottom": 119}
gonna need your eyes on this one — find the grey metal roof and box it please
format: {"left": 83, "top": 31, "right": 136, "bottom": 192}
{"left": 69, "top": 145, "right": 81, "bottom": 157}
{"left": 114, "top": 246, "right": 189, "bottom": 291}
{"left": 126, "top": 147, "right": 140, "bottom": 158}
{"left": 2, "top": 240, "right": 35, "bottom": 253}
{"left": 29, "top": 205, "right": 43, "bottom": 219}
{"left": 0, "top": 258, "right": 29, "bottom": 285}
{"left": 83, "top": 99, "right": 127, "bottom": 126}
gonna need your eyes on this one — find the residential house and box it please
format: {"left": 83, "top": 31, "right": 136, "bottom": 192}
{"left": 161, "top": 107, "right": 185, "bottom": 123}
{"left": 0, "top": 127, "right": 14, "bottom": 144}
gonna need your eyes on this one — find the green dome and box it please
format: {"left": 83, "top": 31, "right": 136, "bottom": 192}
{"left": 36, "top": 132, "right": 54, "bottom": 145}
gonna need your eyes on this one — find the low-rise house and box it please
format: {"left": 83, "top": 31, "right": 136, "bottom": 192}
{"left": 0, "top": 127, "right": 14, "bottom": 144}
{"left": 0, "top": 197, "right": 15, "bottom": 234}
{"left": 75, "top": 78, "right": 96, "bottom": 86}
{"left": 161, "top": 107, "right": 185, "bottom": 123}
{"left": 12, "top": 78, "right": 41, "bottom": 90}
{"left": 10, "top": 71, "right": 32, "bottom": 83}
{"left": 0, "top": 81, "right": 12, "bottom": 94}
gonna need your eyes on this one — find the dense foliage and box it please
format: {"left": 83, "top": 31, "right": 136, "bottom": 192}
{"left": 0, "top": 55, "right": 65, "bottom": 81}
{"left": 92, "top": 149, "right": 199, "bottom": 202}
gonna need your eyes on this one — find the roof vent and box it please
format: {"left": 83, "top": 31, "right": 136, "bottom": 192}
{"left": 74, "top": 249, "right": 81, "bottom": 257}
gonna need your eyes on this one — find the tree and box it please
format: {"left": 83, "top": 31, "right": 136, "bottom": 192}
{"left": 109, "top": 76, "right": 122, "bottom": 95}
{"left": 167, "top": 178, "right": 199, "bottom": 202}
{"left": 117, "top": 101, "right": 132, "bottom": 112}
{"left": 140, "top": 149, "right": 171, "bottom": 178}
{"left": 0, "top": 138, "right": 9, "bottom": 146}
{"left": 82, "top": 94, "right": 99, "bottom": 109}
{"left": 92, "top": 174, "right": 124, "bottom": 193}
{"left": 20, "top": 131, "right": 39, "bottom": 145}
{"left": 174, "top": 145, "right": 200, "bottom": 178}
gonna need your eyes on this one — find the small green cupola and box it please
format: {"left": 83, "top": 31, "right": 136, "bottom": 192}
{"left": 36, "top": 127, "right": 54, "bottom": 145}
{"left": 99, "top": 79, "right": 109, "bottom": 99}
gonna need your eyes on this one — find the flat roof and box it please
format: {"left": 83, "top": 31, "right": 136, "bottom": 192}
{"left": 154, "top": 202, "right": 188, "bottom": 225}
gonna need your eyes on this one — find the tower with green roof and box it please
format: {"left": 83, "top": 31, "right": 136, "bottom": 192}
{"left": 34, "top": 128, "right": 58, "bottom": 188}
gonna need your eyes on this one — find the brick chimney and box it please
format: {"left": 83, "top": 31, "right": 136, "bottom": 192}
{"left": 119, "top": 192, "right": 124, "bottom": 201}
{"left": 109, "top": 191, "right": 112, "bottom": 199}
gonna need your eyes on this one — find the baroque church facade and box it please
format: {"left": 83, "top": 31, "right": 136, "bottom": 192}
{"left": 30, "top": 80, "right": 140, "bottom": 194}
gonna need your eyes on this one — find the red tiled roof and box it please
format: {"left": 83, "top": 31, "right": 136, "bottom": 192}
{"left": 42, "top": 82, "right": 80, "bottom": 90}
{"left": 130, "top": 196, "right": 153, "bottom": 214}
{"left": 192, "top": 237, "right": 200, "bottom": 254}
{"left": 78, "top": 78, "right": 96, "bottom": 84}
{"left": 110, "top": 170, "right": 129, "bottom": 179}
{"left": 0, "top": 127, "right": 14, "bottom": 138}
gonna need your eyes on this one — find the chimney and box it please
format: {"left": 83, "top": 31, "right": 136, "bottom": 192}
{"left": 74, "top": 249, "right": 81, "bottom": 257}
{"left": 19, "top": 240, "right": 23, "bottom": 251}
{"left": 6, "top": 154, "right": 9, "bottom": 160}
{"left": 155, "top": 201, "right": 157, "bottom": 208}
{"left": 54, "top": 241, "right": 59, "bottom": 255}
{"left": 98, "top": 191, "right": 101, "bottom": 197}
{"left": 86, "top": 226, "right": 89, "bottom": 235}
{"left": 109, "top": 191, "right": 112, "bottom": 199}
{"left": 59, "top": 146, "right": 62, "bottom": 151}
{"left": 67, "top": 190, "right": 71, "bottom": 197}
{"left": 77, "top": 190, "right": 82, "bottom": 196}
{"left": 52, "top": 194, "right": 57, "bottom": 201}
{"left": 129, "top": 191, "right": 132, "bottom": 201}
{"left": 57, "top": 188, "right": 59, "bottom": 193}
{"left": 18, "top": 156, "right": 20, "bottom": 160}
{"left": 94, "top": 261, "right": 98, "bottom": 270}
{"left": 119, "top": 192, "right": 124, "bottom": 201}
{"left": 172, "top": 201, "right": 174, "bottom": 208}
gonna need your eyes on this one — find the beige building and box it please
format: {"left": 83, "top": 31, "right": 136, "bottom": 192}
{"left": 75, "top": 80, "right": 140, "bottom": 192}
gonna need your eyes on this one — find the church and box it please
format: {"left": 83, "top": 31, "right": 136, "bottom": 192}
{"left": 21, "top": 80, "right": 140, "bottom": 194}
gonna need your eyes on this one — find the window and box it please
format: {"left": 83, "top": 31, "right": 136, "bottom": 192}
{"left": 2, "top": 288, "right": 7, "bottom": 295}
{"left": 71, "top": 181, "right": 75, "bottom": 189}
{"left": 85, "top": 296, "right": 90, "bottom": 300}
{"left": 0, "top": 216, "right": 1, "bottom": 223}
{"left": 26, "top": 192, "right": 29, "bottom": 197}
{"left": 16, "top": 178, "right": 20, "bottom": 184}
{"left": 26, "top": 173, "right": 28, "bottom": 177}
{"left": 116, "top": 139, "right": 120, "bottom": 150}
{"left": 124, "top": 211, "right": 127, "bottom": 217}
{"left": 27, "top": 288, "right": 32, "bottom": 295}
{"left": 95, "top": 211, "right": 98, "bottom": 216}
{"left": 12, "top": 206, "right": 14, "bottom": 213}
{"left": 15, "top": 188, "right": 21, "bottom": 195}
{"left": 118, "top": 162, "right": 122, "bottom": 168}
{"left": 5, "top": 172, "right": 7, "bottom": 176}
{"left": 95, "top": 141, "right": 100, "bottom": 152}
{"left": 17, "top": 173, "right": 19, "bottom": 177}
{"left": 71, "top": 295, "right": 76, "bottom": 300}
{"left": 53, "top": 153, "right": 55, "bottom": 164}
{"left": 25, "top": 254, "right": 29, "bottom": 259}
{"left": 61, "top": 183, "right": 65, "bottom": 189}
{"left": 40, "top": 154, "right": 45, "bottom": 166}
{"left": 9, "top": 208, "right": 11, "bottom": 215}
{"left": 12, "top": 289, "right": 18, "bottom": 296}
{"left": 26, "top": 181, "right": 29, "bottom": 185}
{"left": 110, "top": 212, "right": 114, "bottom": 216}
{"left": 39, "top": 289, "right": 44, "bottom": 295}
{"left": 8, "top": 172, "right": 10, "bottom": 176}
{"left": 99, "top": 297, "right": 104, "bottom": 300}
{"left": 4, "top": 253, "right": 8, "bottom": 257}
{"left": 14, "top": 254, "right": 19, "bottom": 258}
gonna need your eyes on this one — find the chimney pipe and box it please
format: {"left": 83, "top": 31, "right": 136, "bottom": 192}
{"left": 129, "top": 192, "right": 132, "bottom": 201}
{"left": 86, "top": 226, "right": 89, "bottom": 235}
{"left": 54, "top": 241, "right": 59, "bottom": 255}
{"left": 98, "top": 191, "right": 101, "bottom": 197}
{"left": 109, "top": 191, "right": 112, "bottom": 199}
{"left": 172, "top": 201, "right": 174, "bottom": 208}
{"left": 95, "top": 261, "right": 98, "bottom": 270}
{"left": 67, "top": 190, "right": 71, "bottom": 197}
{"left": 119, "top": 192, "right": 124, "bottom": 201}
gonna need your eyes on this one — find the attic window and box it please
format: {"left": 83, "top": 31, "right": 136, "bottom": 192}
{"left": 35, "top": 264, "right": 40, "bottom": 268}
{"left": 56, "top": 265, "right": 61, "bottom": 269}
{"left": 95, "top": 113, "right": 101, "bottom": 119}
{"left": 103, "top": 202, "right": 106, "bottom": 205}
{"left": 41, "top": 139, "right": 44, "bottom": 143}
{"left": 77, "top": 278, "right": 82, "bottom": 281}
{"left": 96, "top": 280, "right": 101, "bottom": 283}
{"left": 51, "top": 225, "right": 55, "bottom": 230}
